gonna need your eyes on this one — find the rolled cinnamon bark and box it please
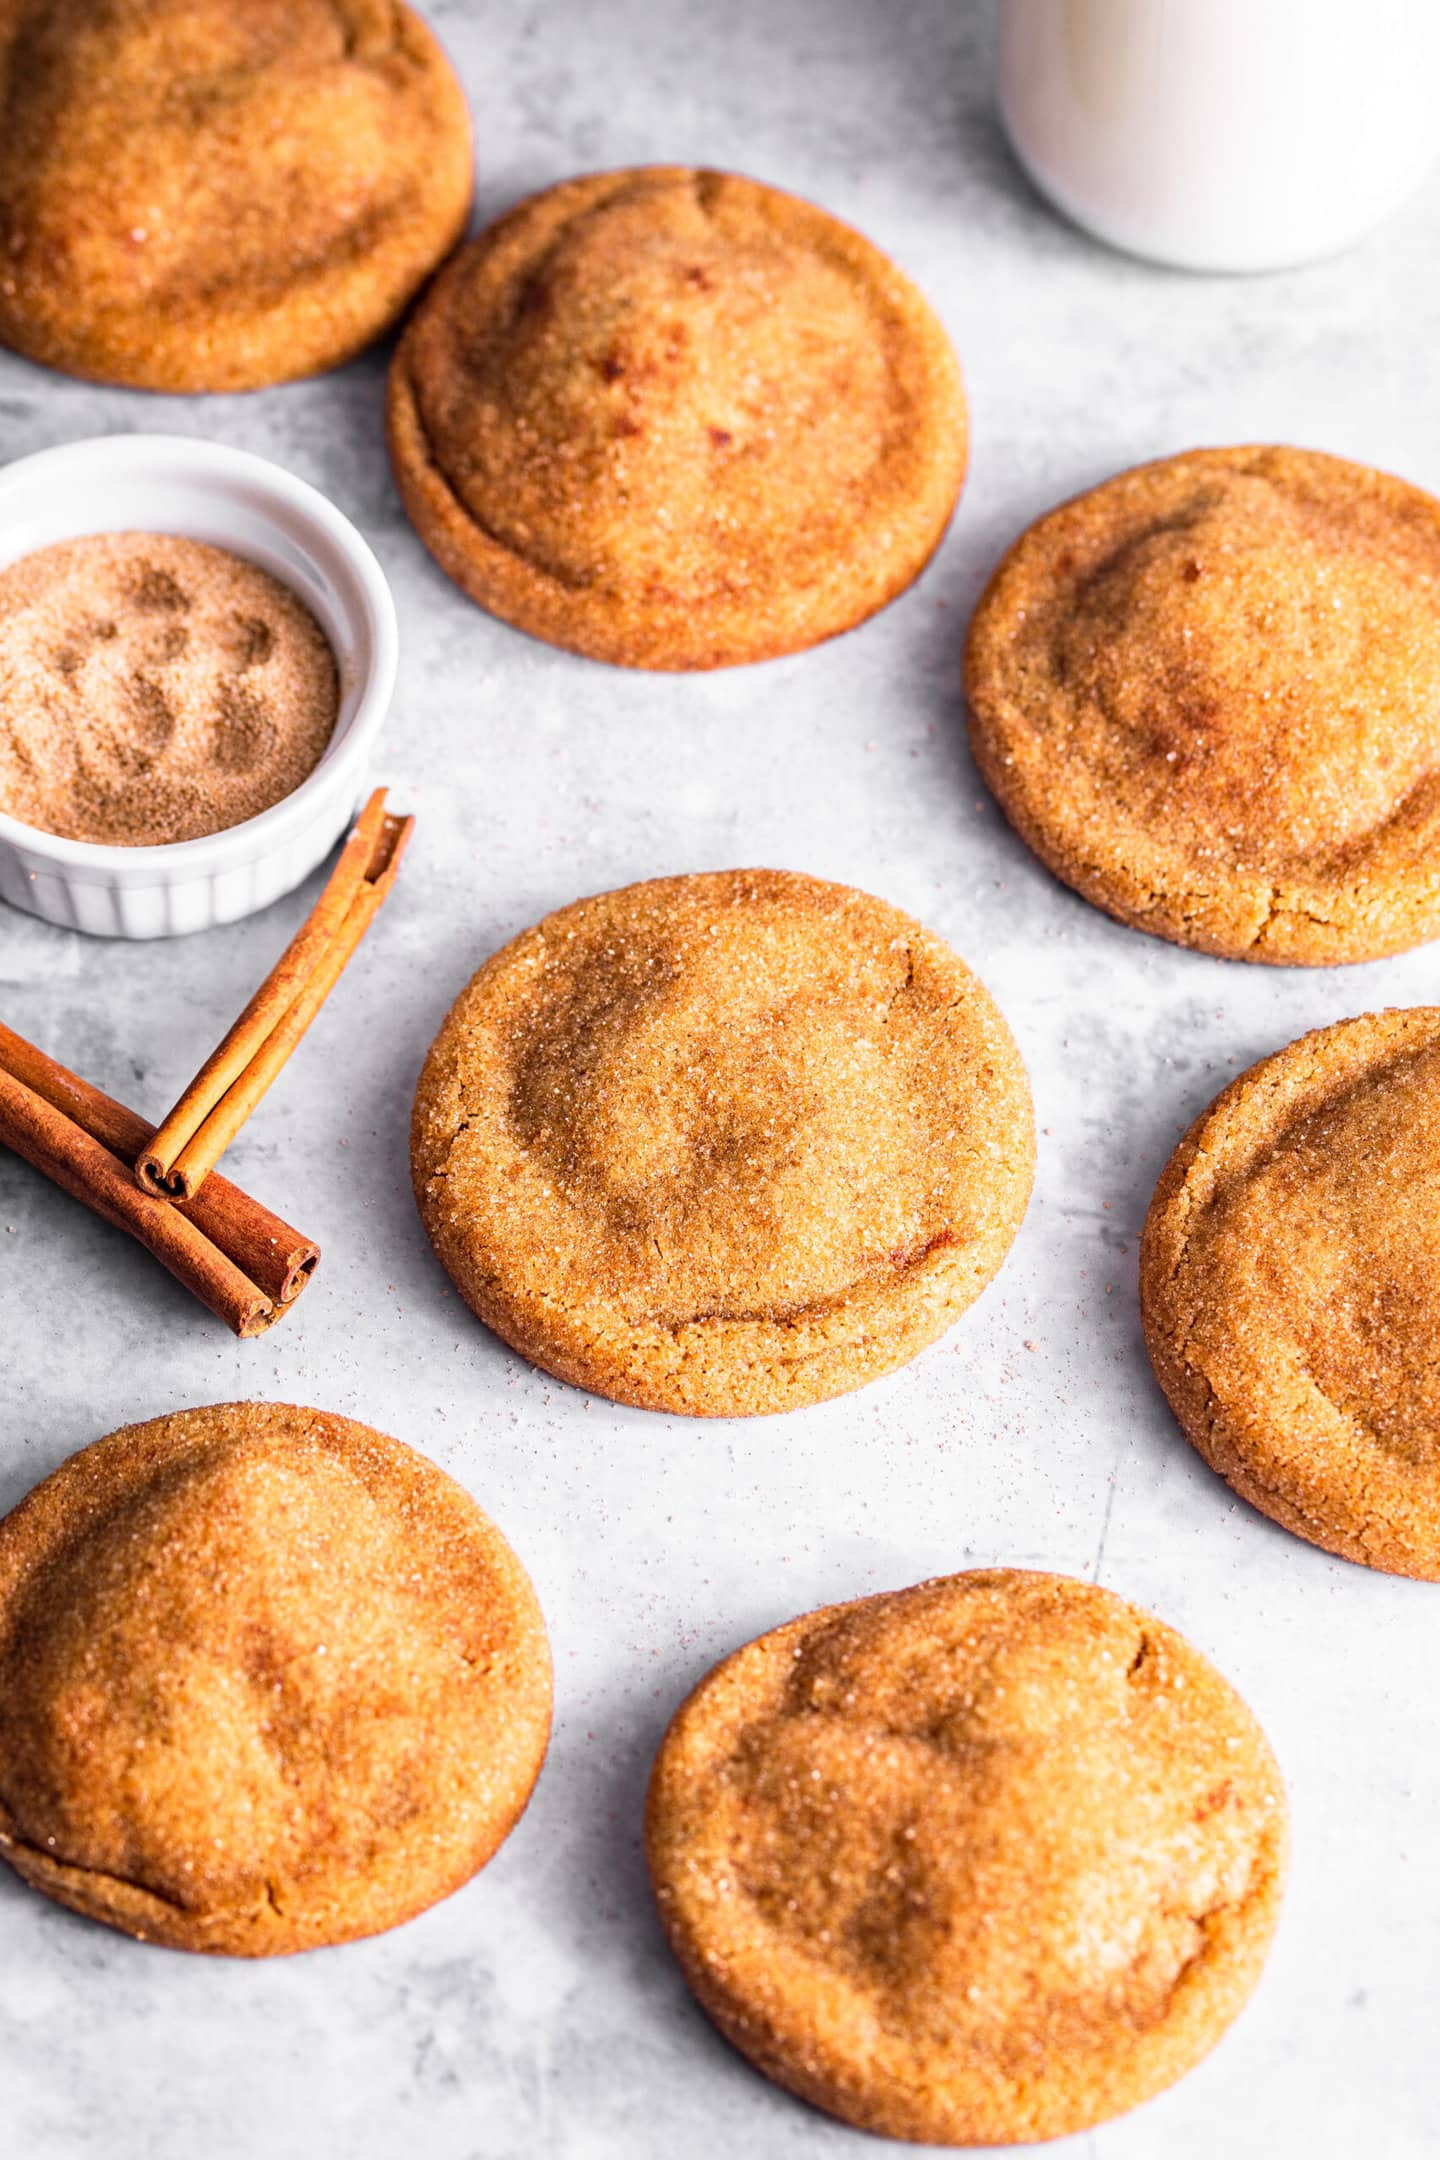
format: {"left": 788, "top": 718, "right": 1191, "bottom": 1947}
{"left": 0, "top": 1066, "right": 280, "bottom": 1337}
{"left": 165, "top": 811, "right": 415, "bottom": 1199}
{"left": 136, "top": 787, "right": 391, "bottom": 1197}
{"left": 0, "top": 1021, "right": 318, "bottom": 1304}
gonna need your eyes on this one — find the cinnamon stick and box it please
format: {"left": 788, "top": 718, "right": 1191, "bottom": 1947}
{"left": 0, "top": 1021, "right": 318, "bottom": 1304}
{"left": 0, "top": 1067, "right": 281, "bottom": 1337}
{"left": 136, "top": 787, "right": 391, "bottom": 1197}
{"left": 162, "top": 810, "right": 414, "bottom": 1200}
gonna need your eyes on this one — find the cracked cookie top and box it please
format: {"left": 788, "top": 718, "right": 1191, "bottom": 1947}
{"left": 964, "top": 446, "right": 1440, "bottom": 963}
{"left": 410, "top": 870, "right": 1033, "bottom": 1416}
{"left": 0, "top": 1403, "right": 551, "bottom": 1955}
{"left": 1142, "top": 1008, "right": 1440, "bottom": 1577}
{"left": 386, "top": 166, "right": 968, "bottom": 668}
{"left": 645, "top": 1569, "right": 1288, "bottom": 2145}
{"left": 0, "top": 0, "right": 472, "bottom": 391}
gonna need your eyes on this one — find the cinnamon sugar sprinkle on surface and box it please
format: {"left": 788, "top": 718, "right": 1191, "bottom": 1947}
{"left": 0, "top": 532, "right": 339, "bottom": 846}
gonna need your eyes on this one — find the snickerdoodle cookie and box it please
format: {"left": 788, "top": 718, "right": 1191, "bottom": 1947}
{"left": 411, "top": 871, "right": 1032, "bottom": 1416}
{"left": 646, "top": 1570, "right": 1287, "bottom": 2146}
{"left": 0, "top": 1403, "right": 551, "bottom": 1954}
{"left": 965, "top": 446, "right": 1440, "bottom": 963}
{"left": 1142, "top": 1009, "right": 1440, "bottom": 1578}
{"left": 0, "top": 0, "right": 472, "bottom": 392}
{"left": 387, "top": 166, "right": 967, "bottom": 668}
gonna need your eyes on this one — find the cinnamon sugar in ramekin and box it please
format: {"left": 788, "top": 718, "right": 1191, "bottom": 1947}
{"left": 0, "top": 532, "right": 339, "bottom": 846}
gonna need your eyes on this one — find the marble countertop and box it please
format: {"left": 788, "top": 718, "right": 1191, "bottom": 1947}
{"left": 3, "top": 3, "right": 1438, "bottom": 2155}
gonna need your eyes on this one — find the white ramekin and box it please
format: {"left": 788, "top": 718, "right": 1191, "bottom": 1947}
{"left": 0, "top": 434, "right": 397, "bottom": 938}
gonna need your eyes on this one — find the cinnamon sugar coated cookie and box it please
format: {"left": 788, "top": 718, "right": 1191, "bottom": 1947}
{"left": 1142, "top": 1009, "right": 1440, "bottom": 1578}
{"left": 411, "top": 871, "right": 1032, "bottom": 1416}
{"left": 0, "top": 1404, "right": 552, "bottom": 1954}
{"left": 0, "top": 0, "right": 472, "bottom": 392}
{"left": 965, "top": 446, "right": 1440, "bottom": 963}
{"left": 388, "top": 166, "right": 967, "bottom": 668}
{"left": 646, "top": 1571, "right": 1288, "bottom": 2146}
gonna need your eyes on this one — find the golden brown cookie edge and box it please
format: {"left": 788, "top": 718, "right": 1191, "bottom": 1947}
{"left": 409, "top": 870, "right": 1034, "bottom": 1417}
{"left": 1140, "top": 1009, "right": 1440, "bottom": 1580}
{"left": 0, "top": 5, "right": 474, "bottom": 394}
{"left": 644, "top": 1569, "right": 1289, "bottom": 2145}
{"left": 0, "top": 1401, "right": 554, "bottom": 1954}
{"left": 387, "top": 165, "right": 969, "bottom": 670}
{"left": 964, "top": 445, "right": 1440, "bottom": 966}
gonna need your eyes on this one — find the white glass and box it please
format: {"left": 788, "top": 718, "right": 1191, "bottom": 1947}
{"left": 1000, "top": 0, "right": 1440, "bottom": 272}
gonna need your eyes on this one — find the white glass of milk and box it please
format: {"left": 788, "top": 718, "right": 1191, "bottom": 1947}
{"left": 999, "top": 0, "right": 1440, "bottom": 271}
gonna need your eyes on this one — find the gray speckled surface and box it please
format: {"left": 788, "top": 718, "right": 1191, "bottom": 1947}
{"left": 2, "top": 3, "right": 1438, "bottom": 2155}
